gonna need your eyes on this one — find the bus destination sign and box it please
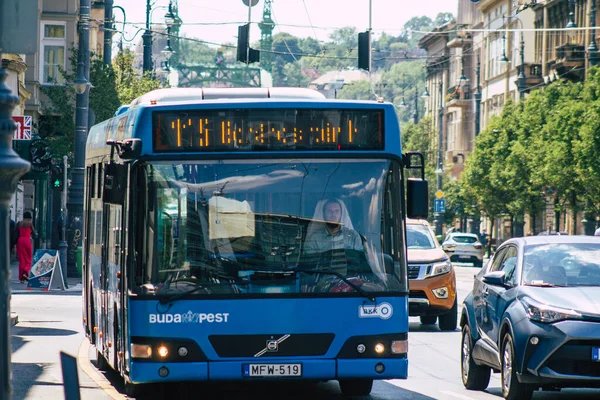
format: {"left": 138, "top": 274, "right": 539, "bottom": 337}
{"left": 152, "top": 108, "right": 384, "bottom": 152}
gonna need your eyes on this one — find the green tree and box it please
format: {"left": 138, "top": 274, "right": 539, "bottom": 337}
{"left": 113, "top": 48, "right": 161, "bottom": 105}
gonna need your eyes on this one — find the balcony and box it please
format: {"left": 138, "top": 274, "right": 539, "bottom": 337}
{"left": 548, "top": 43, "right": 585, "bottom": 82}
{"left": 445, "top": 85, "right": 471, "bottom": 108}
{"left": 447, "top": 33, "right": 473, "bottom": 49}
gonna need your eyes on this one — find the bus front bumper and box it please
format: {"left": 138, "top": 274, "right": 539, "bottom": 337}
{"left": 129, "top": 358, "right": 407, "bottom": 383}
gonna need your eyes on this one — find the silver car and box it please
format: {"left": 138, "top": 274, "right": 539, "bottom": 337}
{"left": 442, "top": 232, "right": 484, "bottom": 267}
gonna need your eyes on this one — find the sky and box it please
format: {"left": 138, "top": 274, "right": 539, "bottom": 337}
{"left": 112, "top": 0, "right": 458, "bottom": 49}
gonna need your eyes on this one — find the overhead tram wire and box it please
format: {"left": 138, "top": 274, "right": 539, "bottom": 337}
{"left": 301, "top": 0, "right": 326, "bottom": 55}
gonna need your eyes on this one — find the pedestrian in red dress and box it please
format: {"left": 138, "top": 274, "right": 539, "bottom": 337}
{"left": 16, "top": 211, "right": 37, "bottom": 283}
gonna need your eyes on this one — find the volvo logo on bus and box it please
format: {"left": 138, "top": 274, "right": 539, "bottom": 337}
{"left": 266, "top": 340, "right": 279, "bottom": 352}
{"left": 254, "top": 334, "right": 291, "bottom": 357}
{"left": 359, "top": 302, "right": 393, "bottom": 320}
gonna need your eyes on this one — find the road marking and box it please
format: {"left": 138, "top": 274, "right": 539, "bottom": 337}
{"left": 439, "top": 390, "right": 478, "bottom": 400}
{"left": 77, "top": 339, "right": 125, "bottom": 400}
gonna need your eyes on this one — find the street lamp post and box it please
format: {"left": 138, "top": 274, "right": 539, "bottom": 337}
{"left": 103, "top": 0, "right": 114, "bottom": 66}
{"left": 67, "top": 0, "right": 91, "bottom": 278}
{"left": 143, "top": 0, "right": 153, "bottom": 73}
{"left": 474, "top": 55, "right": 481, "bottom": 136}
{"left": 517, "top": 33, "right": 526, "bottom": 100}
{"left": 589, "top": 2, "right": 598, "bottom": 67}
{"left": 434, "top": 81, "right": 444, "bottom": 236}
{"left": 412, "top": 89, "right": 419, "bottom": 124}
{"left": 162, "top": 1, "right": 176, "bottom": 71}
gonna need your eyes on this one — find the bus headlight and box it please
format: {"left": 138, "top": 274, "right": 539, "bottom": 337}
{"left": 374, "top": 343, "right": 385, "bottom": 354}
{"left": 157, "top": 345, "right": 169, "bottom": 358}
{"left": 131, "top": 344, "right": 152, "bottom": 359}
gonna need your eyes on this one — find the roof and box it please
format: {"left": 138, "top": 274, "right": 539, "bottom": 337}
{"left": 503, "top": 236, "right": 600, "bottom": 246}
{"left": 406, "top": 218, "right": 431, "bottom": 227}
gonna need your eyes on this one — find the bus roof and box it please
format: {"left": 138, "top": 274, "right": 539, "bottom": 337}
{"left": 128, "top": 87, "right": 326, "bottom": 109}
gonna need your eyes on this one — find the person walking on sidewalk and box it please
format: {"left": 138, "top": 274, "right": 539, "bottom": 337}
{"left": 16, "top": 211, "right": 37, "bottom": 283}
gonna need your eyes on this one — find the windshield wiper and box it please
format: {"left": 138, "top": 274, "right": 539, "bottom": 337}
{"left": 291, "top": 267, "right": 376, "bottom": 302}
{"left": 158, "top": 280, "right": 247, "bottom": 305}
{"left": 524, "top": 282, "right": 567, "bottom": 287}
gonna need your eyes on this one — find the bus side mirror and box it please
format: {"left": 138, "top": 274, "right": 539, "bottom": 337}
{"left": 103, "top": 163, "right": 127, "bottom": 204}
{"left": 407, "top": 178, "right": 428, "bottom": 219}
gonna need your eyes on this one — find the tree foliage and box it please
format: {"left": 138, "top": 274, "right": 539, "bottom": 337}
{"left": 458, "top": 68, "right": 600, "bottom": 238}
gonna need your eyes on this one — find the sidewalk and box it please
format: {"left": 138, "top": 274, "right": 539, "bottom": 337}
{"left": 10, "top": 258, "right": 82, "bottom": 326}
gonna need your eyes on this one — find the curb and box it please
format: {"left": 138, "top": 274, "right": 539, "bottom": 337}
{"left": 10, "top": 312, "right": 18, "bottom": 326}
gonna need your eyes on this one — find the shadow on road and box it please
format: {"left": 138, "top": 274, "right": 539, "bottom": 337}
{"left": 11, "top": 362, "right": 46, "bottom": 399}
{"left": 12, "top": 325, "right": 79, "bottom": 337}
{"left": 408, "top": 321, "right": 458, "bottom": 333}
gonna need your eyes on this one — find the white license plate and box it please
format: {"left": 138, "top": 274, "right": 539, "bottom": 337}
{"left": 243, "top": 363, "right": 302, "bottom": 377}
{"left": 593, "top": 348, "right": 600, "bottom": 362}
{"left": 459, "top": 256, "right": 471, "bottom": 260}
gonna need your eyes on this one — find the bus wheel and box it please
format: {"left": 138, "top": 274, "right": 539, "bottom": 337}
{"left": 96, "top": 349, "right": 109, "bottom": 372}
{"left": 339, "top": 379, "right": 373, "bottom": 396}
{"left": 125, "top": 380, "right": 142, "bottom": 397}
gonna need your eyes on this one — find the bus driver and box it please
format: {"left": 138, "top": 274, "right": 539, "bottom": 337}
{"left": 304, "top": 198, "right": 363, "bottom": 254}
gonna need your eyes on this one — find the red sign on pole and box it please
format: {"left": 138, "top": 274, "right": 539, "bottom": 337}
{"left": 12, "top": 116, "right": 32, "bottom": 140}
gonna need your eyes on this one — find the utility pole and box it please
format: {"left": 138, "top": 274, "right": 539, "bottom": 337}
{"left": 0, "top": 22, "right": 31, "bottom": 400}
{"left": 103, "top": 0, "right": 113, "bottom": 66}
{"left": 474, "top": 56, "right": 481, "bottom": 136}
{"left": 434, "top": 81, "right": 444, "bottom": 236}
{"left": 68, "top": 0, "right": 90, "bottom": 277}
{"left": 143, "top": 0, "right": 153, "bottom": 73}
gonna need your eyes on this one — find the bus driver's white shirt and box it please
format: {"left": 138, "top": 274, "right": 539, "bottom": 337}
{"left": 304, "top": 226, "right": 363, "bottom": 254}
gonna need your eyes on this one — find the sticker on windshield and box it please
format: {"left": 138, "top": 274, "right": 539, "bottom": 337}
{"left": 358, "top": 302, "right": 393, "bottom": 320}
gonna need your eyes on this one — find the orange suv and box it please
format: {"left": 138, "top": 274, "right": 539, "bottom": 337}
{"left": 406, "top": 219, "right": 457, "bottom": 331}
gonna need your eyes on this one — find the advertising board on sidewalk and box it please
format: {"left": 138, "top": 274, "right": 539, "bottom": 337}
{"left": 26, "top": 250, "right": 66, "bottom": 291}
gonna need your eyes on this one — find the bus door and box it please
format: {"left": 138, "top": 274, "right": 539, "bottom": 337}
{"left": 100, "top": 202, "right": 124, "bottom": 367}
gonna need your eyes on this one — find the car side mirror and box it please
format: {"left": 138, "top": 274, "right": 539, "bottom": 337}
{"left": 483, "top": 270, "right": 506, "bottom": 287}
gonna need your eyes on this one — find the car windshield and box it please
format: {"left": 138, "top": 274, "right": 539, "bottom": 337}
{"left": 406, "top": 224, "right": 437, "bottom": 249}
{"left": 452, "top": 235, "right": 478, "bottom": 244}
{"left": 133, "top": 159, "right": 407, "bottom": 297}
{"left": 522, "top": 243, "right": 600, "bottom": 287}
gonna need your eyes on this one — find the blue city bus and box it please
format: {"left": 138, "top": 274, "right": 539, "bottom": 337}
{"left": 82, "top": 87, "right": 428, "bottom": 397}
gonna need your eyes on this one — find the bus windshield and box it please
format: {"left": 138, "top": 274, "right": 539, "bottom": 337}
{"left": 135, "top": 159, "right": 406, "bottom": 297}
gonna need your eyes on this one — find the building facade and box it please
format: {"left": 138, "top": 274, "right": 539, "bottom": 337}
{"left": 3, "top": 0, "right": 105, "bottom": 250}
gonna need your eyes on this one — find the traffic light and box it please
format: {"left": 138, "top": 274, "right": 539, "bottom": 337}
{"left": 358, "top": 30, "right": 371, "bottom": 71}
{"left": 237, "top": 24, "right": 260, "bottom": 64}
{"left": 52, "top": 166, "right": 64, "bottom": 190}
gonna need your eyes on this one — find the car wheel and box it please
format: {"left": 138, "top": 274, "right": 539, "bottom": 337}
{"left": 461, "top": 324, "right": 491, "bottom": 390}
{"left": 420, "top": 316, "right": 437, "bottom": 325}
{"left": 501, "top": 333, "right": 533, "bottom": 400}
{"left": 339, "top": 379, "right": 373, "bottom": 396}
{"left": 438, "top": 299, "right": 458, "bottom": 331}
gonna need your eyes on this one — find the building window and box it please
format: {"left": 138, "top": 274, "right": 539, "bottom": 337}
{"left": 40, "top": 22, "right": 66, "bottom": 84}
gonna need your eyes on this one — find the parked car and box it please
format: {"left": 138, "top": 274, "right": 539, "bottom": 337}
{"left": 406, "top": 219, "right": 457, "bottom": 331}
{"left": 460, "top": 236, "right": 600, "bottom": 400}
{"left": 442, "top": 232, "right": 484, "bottom": 268}
{"left": 536, "top": 230, "right": 569, "bottom": 236}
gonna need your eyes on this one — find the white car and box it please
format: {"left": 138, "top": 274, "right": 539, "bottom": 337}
{"left": 441, "top": 232, "right": 484, "bottom": 268}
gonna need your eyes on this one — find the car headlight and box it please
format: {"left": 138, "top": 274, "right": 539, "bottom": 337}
{"left": 520, "top": 297, "right": 582, "bottom": 323}
{"left": 427, "top": 260, "right": 452, "bottom": 278}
